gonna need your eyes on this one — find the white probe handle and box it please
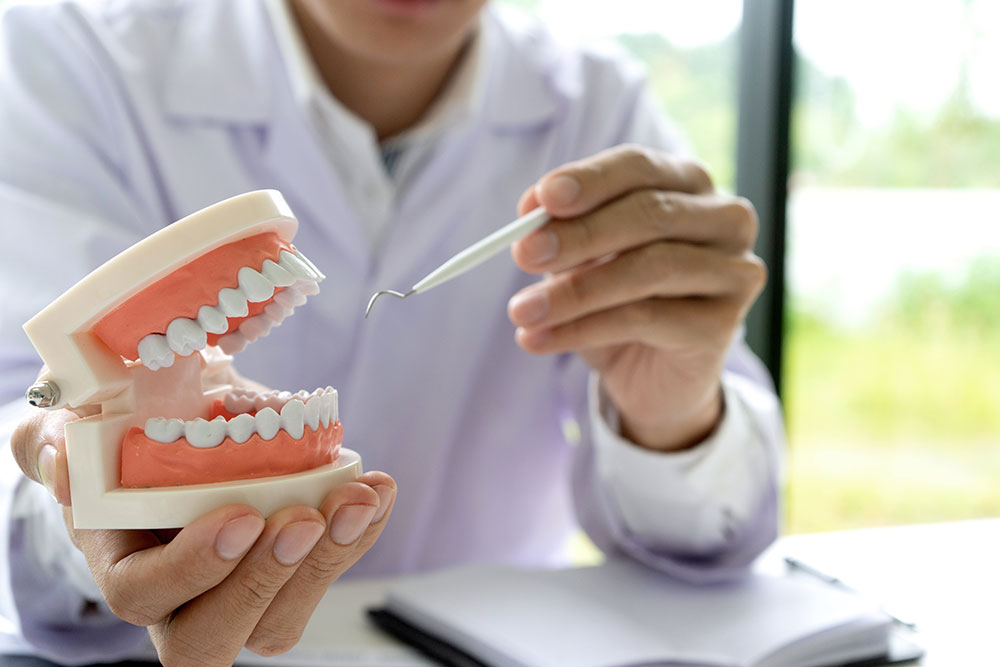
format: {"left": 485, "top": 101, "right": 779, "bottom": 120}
{"left": 411, "top": 207, "right": 551, "bottom": 294}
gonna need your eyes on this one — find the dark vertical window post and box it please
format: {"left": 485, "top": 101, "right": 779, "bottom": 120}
{"left": 736, "top": 0, "right": 795, "bottom": 394}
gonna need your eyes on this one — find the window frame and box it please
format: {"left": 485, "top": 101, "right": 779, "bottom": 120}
{"left": 736, "top": 0, "right": 795, "bottom": 394}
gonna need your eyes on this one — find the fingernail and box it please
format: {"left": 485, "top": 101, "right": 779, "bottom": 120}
{"left": 37, "top": 445, "right": 57, "bottom": 501}
{"left": 372, "top": 485, "right": 395, "bottom": 523}
{"left": 521, "top": 230, "right": 559, "bottom": 265}
{"left": 508, "top": 286, "right": 550, "bottom": 326}
{"left": 330, "top": 504, "right": 378, "bottom": 546}
{"left": 274, "top": 520, "right": 325, "bottom": 565}
{"left": 541, "top": 174, "right": 580, "bottom": 207}
{"left": 216, "top": 514, "right": 265, "bottom": 560}
{"left": 517, "top": 326, "right": 550, "bottom": 348}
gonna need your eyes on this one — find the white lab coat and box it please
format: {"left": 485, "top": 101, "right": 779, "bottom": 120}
{"left": 0, "top": 1, "right": 782, "bottom": 661}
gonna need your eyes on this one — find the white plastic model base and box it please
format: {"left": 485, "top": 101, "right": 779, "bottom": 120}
{"left": 23, "top": 190, "right": 360, "bottom": 529}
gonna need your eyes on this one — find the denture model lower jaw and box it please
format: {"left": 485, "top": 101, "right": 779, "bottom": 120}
{"left": 121, "top": 387, "right": 342, "bottom": 488}
{"left": 91, "top": 229, "right": 343, "bottom": 489}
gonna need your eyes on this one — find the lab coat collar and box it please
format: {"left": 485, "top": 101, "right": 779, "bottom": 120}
{"left": 161, "top": 0, "right": 566, "bottom": 130}
{"left": 479, "top": 5, "right": 570, "bottom": 130}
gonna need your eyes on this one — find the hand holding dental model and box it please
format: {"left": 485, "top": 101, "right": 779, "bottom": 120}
{"left": 508, "top": 145, "right": 767, "bottom": 451}
{"left": 12, "top": 191, "right": 397, "bottom": 662}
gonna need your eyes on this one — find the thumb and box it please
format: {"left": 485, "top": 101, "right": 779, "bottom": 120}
{"left": 10, "top": 408, "right": 78, "bottom": 505}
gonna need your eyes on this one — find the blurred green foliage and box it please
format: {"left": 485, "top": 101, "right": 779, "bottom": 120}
{"left": 784, "top": 259, "right": 1000, "bottom": 532}
{"left": 891, "top": 257, "right": 1000, "bottom": 336}
{"left": 793, "top": 61, "right": 1000, "bottom": 187}
{"left": 614, "top": 28, "right": 1000, "bottom": 189}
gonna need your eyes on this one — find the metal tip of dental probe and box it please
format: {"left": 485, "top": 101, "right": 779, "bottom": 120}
{"left": 365, "top": 289, "right": 415, "bottom": 318}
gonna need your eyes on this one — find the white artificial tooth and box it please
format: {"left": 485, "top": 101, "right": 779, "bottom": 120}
{"left": 165, "top": 317, "right": 207, "bottom": 356}
{"left": 230, "top": 387, "right": 257, "bottom": 397}
{"left": 144, "top": 417, "right": 184, "bottom": 443}
{"left": 222, "top": 393, "right": 240, "bottom": 413}
{"left": 252, "top": 391, "right": 273, "bottom": 410}
{"left": 197, "top": 305, "right": 229, "bottom": 335}
{"left": 137, "top": 334, "right": 175, "bottom": 371}
{"left": 278, "top": 250, "right": 315, "bottom": 281}
{"left": 294, "top": 390, "right": 310, "bottom": 401}
{"left": 217, "top": 287, "right": 249, "bottom": 318}
{"left": 273, "top": 288, "right": 307, "bottom": 309}
{"left": 317, "top": 394, "right": 331, "bottom": 428}
{"left": 254, "top": 407, "right": 281, "bottom": 440}
{"left": 238, "top": 266, "right": 275, "bottom": 303}
{"left": 257, "top": 392, "right": 285, "bottom": 413}
{"left": 251, "top": 391, "right": 266, "bottom": 410}
{"left": 264, "top": 301, "right": 293, "bottom": 323}
{"left": 292, "top": 247, "right": 325, "bottom": 281}
{"left": 223, "top": 392, "right": 255, "bottom": 414}
{"left": 239, "top": 314, "right": 273, "bottom": 342}
{"left": 217, "top": 330, "right": 248, "bottom": 354}
{"left": 280, "top": 399, "right": 305, "bottom": 439}
{"left": 327, "top": 388, "right": 339, "bottom": 424}
{"left": 296, "top": 280, "right": 320, "bottom": 296}
{"left": 227, "top": 413, "right": 256, "bottom": 444}
{"left": 259, "top": 259, "right": 296, "bottom": 287}
{"left": 317, "top": 387, "right": 336, "bottom": 427}
{"left": 184, "top": 416, "right": 228, "bottom": 448}
{"left": 304, "top": 394, "right": 322, "bottom": 431}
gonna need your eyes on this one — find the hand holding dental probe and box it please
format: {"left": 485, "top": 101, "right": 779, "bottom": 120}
{"left": 11, "top": 366, "right": 398, "bottom": 666}
{"left": 364, "top": 206, "right": 551, "bottom": 317}
{"left": 506, "top": 144, "right": 767, "bottom": 452}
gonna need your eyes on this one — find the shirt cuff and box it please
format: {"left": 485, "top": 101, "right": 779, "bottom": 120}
{"left": 589, "top": 371, "right": 771, "bottom": 555}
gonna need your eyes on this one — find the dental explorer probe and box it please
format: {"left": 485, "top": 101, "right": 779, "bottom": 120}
{"left": 364, "top": 207, "right": 551, "bottom": 318}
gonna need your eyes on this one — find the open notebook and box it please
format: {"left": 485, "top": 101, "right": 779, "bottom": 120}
{"left": 369, "top": 559, "right": 900, "bottom": 667}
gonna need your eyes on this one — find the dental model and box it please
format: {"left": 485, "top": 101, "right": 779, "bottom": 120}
{"left": 22, "top": 190, "right": 361, "bottom": 529}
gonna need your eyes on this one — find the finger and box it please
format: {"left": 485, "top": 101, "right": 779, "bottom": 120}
{"left": 73, "top": 504, "right": 265, "bottom": 627}
{"left": 532, "top": 145, "right": 714, "bottom": 220}
{"left": 155, "top": 506, "right": 326, "bottom": 666}
{"left": 11, "top": 409, "right": 78, "bottom": 505}
{"left": 246, "top": 472, "right": 396, "bottom": 656}
{"left": 509, "top": 244, "right": 766, "bottom": 330}
{"left": 515, "top": 297, "right": 750, "bottom": 357}
{"left": 512, "top": 190, "right": 758, "bottom": 274}
{"left": 516, "top": 184, "right": 541, "bottom": 217}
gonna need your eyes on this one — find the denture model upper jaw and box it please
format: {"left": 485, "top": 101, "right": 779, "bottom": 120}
{"left": 134, "top": 246, "right": 323, "bottom": 368}
{"left": 22, "top": 190, "right": 361, "bottom": 529}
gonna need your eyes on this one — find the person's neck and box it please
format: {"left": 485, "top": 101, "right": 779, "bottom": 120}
{"left": 291, "top": 4, "right": 470, "bottom": 141}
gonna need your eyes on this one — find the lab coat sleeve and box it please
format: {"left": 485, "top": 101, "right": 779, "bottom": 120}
{"left": 568, "top": 81, "right": 784, "bottom": 583}
{"left": 0, "top": 5, "right": 159, "bottom": 661}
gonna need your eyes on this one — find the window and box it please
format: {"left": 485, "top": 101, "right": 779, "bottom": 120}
{"left": 784, "top": 0, "right": 1000, "bottom": 533}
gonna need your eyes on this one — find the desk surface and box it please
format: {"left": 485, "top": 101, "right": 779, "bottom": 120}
{"left": 764, "top": 518, "right": 997, "bottom": 666}
{"left": 1, "top": 519, "right": 995, "bottom": 666}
